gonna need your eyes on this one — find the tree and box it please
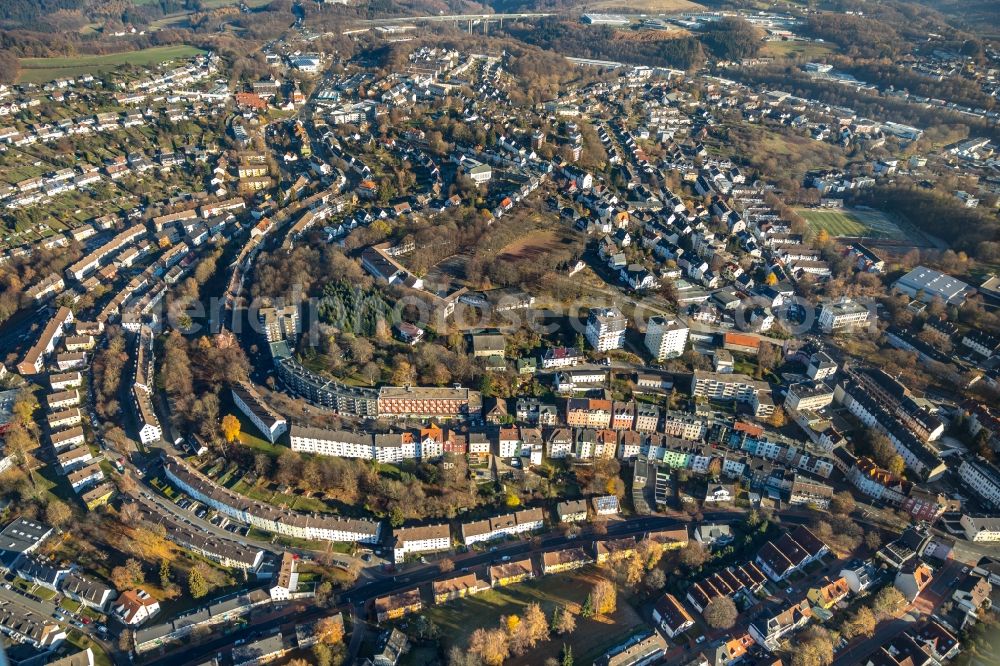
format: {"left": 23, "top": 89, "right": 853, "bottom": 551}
{"left": 523, "top": 602, "right": 548, "bottom": 644}
{"left": 864, "top": 529, "right": 882, "bottom": 550}
{"left": 872, "top": 586, "right": 906, "bottom": 619}
{"left": 221, "top": 414, "right": 241, "bottom": 443}
{"left": 645, "top": 568, "right": 666, "bottom": 592}
{"left": 469, "top": 627, "right": 509, "bottom": 666}
{"left": 591, "top": 579, "right": 617, "bottom": 615}
{"left": 111, "top": 566, "right": 133, "bottom": 591}
{"left": 768, "top": 406, "right": 787, "bottom": 428}
{"left": 45, "top": 499, "right": 71, "bottom": 527}
{"left": 312, "top": 643, "right": 334, "bottom": 666}
{"left": 842, "top": 606, "right": 877, "bottom": 640}
{"left": 703, "top": 596, "right": 738, "bottom": 629}
{"left": 830, "top": 491, "right": 856, "bottom": 516}
{"left": 581, "top": 593, "right": 594, "bottom": 618}
{"left": 316, "top": 616, "right": 345, "bottom": 644}
{"left": 562, "top": 644, "right": 573, "bottom": 666}
{"left": 118, "top": 629, "right": 133, "bottom": 652}
{"left": 188, "top": 566, "right": 209, "bottom": 599}
{"left": 125, "top": 558, "right": 144, "bottom": 584}
{"left": 679, "top": 541, "right": 708, "bottom": 568}
{"left": 552, "top": 606, "right": 577, "bottom": 635}
{"left": 438, "top": 558, "right": 455, "bottom": 573}
{"left": 159, "top": 559, "right": 172, "bottom": 588}
{"left": 791, "top": 627, "right": 835, "bottom": 666}
{"left": 887, "top": 455, "right": 905, "bottom": 478}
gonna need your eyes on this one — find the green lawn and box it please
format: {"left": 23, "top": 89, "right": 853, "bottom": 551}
{"left": 797, "top": 207, "right": 906, "bottom": 240}
{"left": 422, "top": 569, "right": 647, "bottom": 665}
{"left": 761, "top": 39, "right": 836, "bottom": 59}
{"left": 67, "top": 631, "right": 112, "bottom": 666}
{"left": 17, "top": 45, "right": 205, "bottom": 84}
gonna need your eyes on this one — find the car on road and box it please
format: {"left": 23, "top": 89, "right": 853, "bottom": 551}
{"left": 501, "top": 555, "right": 511, "bottom": 562}
{"left": 785, "top": 587, "right": 794, "bottom": 594}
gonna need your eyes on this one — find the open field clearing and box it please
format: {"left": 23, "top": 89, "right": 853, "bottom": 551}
{"left": 761, "top": 39, "right": 837, "bottom": 59}
{"left": 797, "top": 207, "right": 907, "bottom": 240}
{"left": 497, "top": 229, "right": 566, "bottom": 261}
{"left": 17, "top": 45, "right": 204, "bottom": 84}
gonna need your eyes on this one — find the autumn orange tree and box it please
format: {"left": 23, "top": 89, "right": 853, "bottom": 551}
{"left": 316, "top": 615, "right": 345, "bottom": 644}
{"left": 221, "top": 414, "right": 241, "bottom": 443}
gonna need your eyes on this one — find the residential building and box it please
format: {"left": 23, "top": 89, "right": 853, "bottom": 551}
{"left": 951, "top": 575, "right": 991, "bottom": 613}
{"left": 289, "top": 426, "right": 374, "bottom": 459}
{"left": 755, "top": 526, "right": 828, "bottom": 581}
{"left": 894, "top": 562, "right": 933, "bottom": 602}
{"left": 231, "top": 384, "right": 287, "bottom": 443}
{"left": 785, "top": 382, "right": 835, "bottom": 412}
{"left": 788, "top": 475, "right": 834, "bottom": 508}
{"left": 16, "top": 306, "right": 74, "bottom": 375}
{"left": 592, "top": 495, "right": 620, "bottom": 516}
{"left": 958, "top": 458, "right": 1000, "bottom": 509}
{"left": 432, "top": 572, "right": 489, "bottom": 604}
{"left": 541, "top": 346, "right": 583, "bottom": 369}
{"left": 113, "top": 589, "right": 160, "bottom": 626}
{"left": 233, "top": 633, "right": 292, "bottom": 666}
{"left": 541, "top": 548, "right": 593, "bottom": 575}
{"left": 818, "top": 299, "right": 870, "bottom": 333}
{"left": 60, "top": 572, "right": 116, "bottom": 611}
{"left": 644, "top": 316, "right": 688, "bottom": 360}
{"left": 693, "top": 524, "right": 733, "bottom": 549}
{"left": 566, "top": 399, "right": 612, "bottom": 429}
{"left": 488, "top": 558, "right": 535, "bottom": 587}
{"left": 585, "top": 307, "right": 626, "bottom": 352}
{"left": 806, "top": 351, "right": 838, "bottom": 381}
{"left": 960, "top": 515, "right": 1000, "bottom": 542}
{"left": 371, "top": 627, "right": 409, "bottom": 666}
{"left": 806, "top": 577, "right": 850, "bottom": 609}
{"left": 163, "top": 456, "right": 382, "bottom": 543}
{"left": 392, "top": 524, "right": 451, "bottom": 563}
{"left": 556, "top": 499, "right": 588, "bottom": 523}
{"left": 374, "top": 589, "right": 422, "bottom": 623}
{"left": 748, "top": 600, "right": 812, "bottom": 651}
{"left": 459, "top": 508, "right": 544, "bottom": 545}
{"left": 269, "top": 553, "right": 298, "bottom": 601}
{"left": 652, "top": 593, "right": 694, "bottom": 638}
{"left": 595, "top": 632, "right": 666, "bottom": 666}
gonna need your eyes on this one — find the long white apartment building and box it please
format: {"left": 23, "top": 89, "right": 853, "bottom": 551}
{"left": 231, "top": 384, "right": 287, "bottom": 443}
{"left": 645, "top": 316, "right": 689, "bottom": 361}
{"left": 391, "top": 524, "right": 451, "bottom": 563}
{"left": 163, "top": 456, "right": 381, "bottom": 543}
{"left": 289, "top": 425, "right": 442, "bottom": 462}
{"left": 958, "top": 458, "right": 1000, "bottom": 509}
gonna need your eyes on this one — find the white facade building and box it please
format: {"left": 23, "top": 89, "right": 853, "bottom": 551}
{"left": 585, "top": 307, "right": 626, "bottom": 352}
{"left": 644, "top": 316, "right": 689, "bottom": 361}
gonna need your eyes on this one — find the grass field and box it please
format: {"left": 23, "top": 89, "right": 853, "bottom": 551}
{"left": 422, "top": 569, "right": 647, "bottom": 665}
{"left": 761, "top": 39, "right": 836, "bottom": 59}
{"left": 17, "top": 45, "right": 205, "bottom": 84}
{"left": 797, "top": 207, "right": 906, "bottom": 240}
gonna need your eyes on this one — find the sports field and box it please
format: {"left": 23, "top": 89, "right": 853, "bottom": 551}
{"left": 17, "top": 45, "right": 205, "bottom": 84}
{"left": 797, "top": 207, "right": 906, "bottom": 240}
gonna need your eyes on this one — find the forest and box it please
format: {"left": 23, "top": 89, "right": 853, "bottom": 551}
{"left": 500, "top": 18, "right": 708, "bottom": 71}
